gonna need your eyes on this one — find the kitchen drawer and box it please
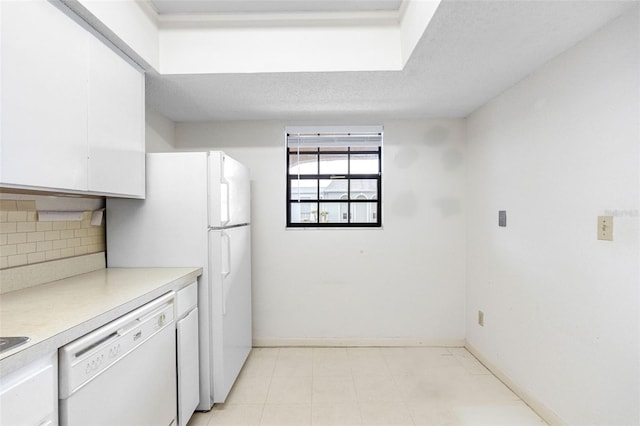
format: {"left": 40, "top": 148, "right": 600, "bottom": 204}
{"left": 176, "top": 281, "right": 197, "bottom": 318}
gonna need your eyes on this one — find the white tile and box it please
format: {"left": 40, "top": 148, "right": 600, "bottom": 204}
{"left": 260, "top": 404, "right": 311, "bottom": 426}
{"left": 209, "top": 403, "right": 264, "bottom": 426}
{"left": 312, "top": 403, "right": 362, "bottom": 426}
{"left": 266, "top": 375, "right": 313, "bottom": 404}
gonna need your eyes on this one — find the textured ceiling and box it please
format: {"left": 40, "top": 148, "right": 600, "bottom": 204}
{"left": 146, "top": 0, "right": 635, "bottom": 122}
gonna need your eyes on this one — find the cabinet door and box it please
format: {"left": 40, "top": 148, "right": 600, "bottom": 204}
{"left": 87, "top": 35, "right": 145, "bottom": 198}
{"left": 0, "top": 0, "right": 88, "bottom": 191}
{"left": 177, "top": 307, "right": 200, "bottom": 426}
{"left": 0, "top": 352, "right": 57, "bottom": 426}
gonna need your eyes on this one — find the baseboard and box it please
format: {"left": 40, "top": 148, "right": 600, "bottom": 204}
{"left": 253, "top": 337, "right": 465, "bottom": 348}
{"left": 465, "top": 341, "right": 566, "bottom": 426}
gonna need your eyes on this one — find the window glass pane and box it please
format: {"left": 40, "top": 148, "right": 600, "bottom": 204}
{"left": 290, "top": 179, "right": 317, "bottom": 201}
{"left": 350, "top": 146, "right": 379, "bottom": 152}
{"left": 350, "top": 179, "right": 377, "bottom": 200}
{"left": 319, "top": 179, "right": 347, "bottom": 200}
{"left": 350, "top": 154, "right": 378, "bottom": 174}
{"left": 319, "top": 202, "right": 349, "bottom": 223}
{"left": 292, "top": 147, "right": 318, "bottom": 153}
{"left": 289, "top": 154, "right": 318, "bottom": 175}
{"left": 350, "top": 202, "right": 378, "bottom": 223}
{"left": 319, "top": 154, "right": 348, "bottom": 174}
{"left": 319, "top": 146, "right": 348, "bottom": 152}
{"left": 290, "top": 202, "right": 318, "bottom": 223}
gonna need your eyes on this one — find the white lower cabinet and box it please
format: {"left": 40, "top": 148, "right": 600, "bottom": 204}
{"left": 176, "top": 282, "right": 200, "bottom": 426}
{"left": 0, "top": 352, "right": 58, "bottom": 426}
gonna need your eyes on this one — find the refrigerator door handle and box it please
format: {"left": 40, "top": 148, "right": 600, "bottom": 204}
{"left": 220, "top": 178, "right": 231, "bottom": 227}
{"left": 221, "top": 231, "right": 231, "bottom": 315}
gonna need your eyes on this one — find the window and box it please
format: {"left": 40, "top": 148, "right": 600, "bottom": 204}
{"left": 286, "top": 126, "right": 382, "bottom": 228}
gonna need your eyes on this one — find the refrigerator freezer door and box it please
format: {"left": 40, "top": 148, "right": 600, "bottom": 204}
{"left": 208, "top": 151, "right": 251, "bottom": 228}
{"left": 209, "top": 225, "right": 252, "bottom": 403}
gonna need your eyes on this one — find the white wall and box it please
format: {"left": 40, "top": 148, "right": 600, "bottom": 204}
{"left": 146, "top": 108, "right": 176, "bottom": 152}
{"left": 466, "top": 9, "right": 639, "bottom": 426}
{"left": 175, "top": 118, "right": 467, "bottom": 344}
{"left": 160, "top": 22, "right": 401, "bottom": 74}
{"left": 77, "top": 0, "right": 159, "bottom": 69}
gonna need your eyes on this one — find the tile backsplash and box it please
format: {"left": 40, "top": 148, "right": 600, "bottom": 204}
{"left": 0, "top": 199, "right": 105, "bottom": 269}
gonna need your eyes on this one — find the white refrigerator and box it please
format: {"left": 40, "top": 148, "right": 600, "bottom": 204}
{"left": 106, "top": 151, "right": 252, "bottom": 411}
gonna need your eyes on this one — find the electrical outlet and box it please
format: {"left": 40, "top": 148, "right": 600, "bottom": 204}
{"left": 478, "top": 310, "right": 484, "bottom": 327}
{"left": 597, "top": 216, "right": 613, "bottom": 241}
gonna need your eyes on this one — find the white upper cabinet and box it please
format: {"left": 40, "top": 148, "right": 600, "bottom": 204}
{"left": 0, "top": 0, "right": 145, "bottom": 198}
{"left": 88, "top": 35, "right": 145, "bottom": 197}
{"left": 1, "top": 0, "right": 89, "bottom": 192}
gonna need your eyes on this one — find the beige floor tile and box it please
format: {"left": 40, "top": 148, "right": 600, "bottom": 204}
{"left": 312, "top": 376, "right": 358, "bottom": 404}
{"left": 209, "top": 403, "right": 264, "bottom": 426}
{"left": 266, "top": 375, "right": 313, "bottom": 404}
{"left": 469, "top": 374, "right": 521, "bottom": 402}
{"left": 219, "top": 347, "right": 546, "bottom": 426}
{"left": 387, "top": 347, "right": 461, "bottom": 375}
{"left": 226, "top": 376, "right": 272, "bottom": 404}
{"left": 260, "top": 404, "right": 311, "bottom": 426}
{"left": 186, "top": 411, "right": 213, "bottom": 426}
{"left": 359, "top": 402, "right": 415, "bottom": 426}
{"left": 313, "top": 348, "right": 352, "bottom": 377}
{"left": 240, "top": 348, "right": 279, "bottom": 378}
{"left": 347, "top": 348, "right": 392, "bottom": 376}
{"left": 452, "top": 401, "right": 547, "bottom": 425}
{"left": 274, "top": 348, "right": 313, "bottom": 377}
{"left": 408, "top": 400, "right": 462, "bottom": 426}
{"left": 312, "top": 403, "right": 363, "bottom": 426}
{"left": 393, "top": 373, "right": 443, "bottom": 403}
{"left": 449, "top": 348, "right": 491, "bottom": 375}
{"left": 353, "top": 374, "right": 403, "bottom": 403}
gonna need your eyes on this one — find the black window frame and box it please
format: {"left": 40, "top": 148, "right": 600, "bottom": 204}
{"left": 286, "top": 131, "right": 382, "bottom": 228}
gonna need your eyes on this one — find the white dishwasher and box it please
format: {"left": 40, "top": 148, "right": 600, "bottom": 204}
{"left": 59, "top": 292, "right": 177, "bottom": 426}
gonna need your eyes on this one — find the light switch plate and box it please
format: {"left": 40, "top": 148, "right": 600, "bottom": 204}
{"left": 597, "top": 216, "right": 613, "bottom": 241}
{"left": 498, "top": 210, "right": 507, "bottom": 227}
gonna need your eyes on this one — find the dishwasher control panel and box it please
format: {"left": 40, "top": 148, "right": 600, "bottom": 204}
{"left": 58, "top": 292, "right": 175, "bottom": 398}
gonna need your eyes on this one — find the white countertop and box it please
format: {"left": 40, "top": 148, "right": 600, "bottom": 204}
{"left": 0, "top": 267, "right": 202, "bottom": 375}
